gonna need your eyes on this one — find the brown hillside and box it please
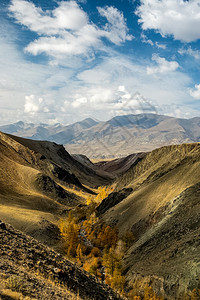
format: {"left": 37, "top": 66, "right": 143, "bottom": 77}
{"left": 7, "top": 133, "right": 113, "bottom": 188}
{"left": 0, "top": 131, "right": 92, "bottom": 245}
{"left": 101, "top": 143, "right": 200, "bottom": 299}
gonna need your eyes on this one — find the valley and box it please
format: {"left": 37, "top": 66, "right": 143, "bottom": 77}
{"left": 2, "top": 0, "right": 200, "bottom": 298}
{"left": 0, "top": 130, "right": 199, "bottom": 299}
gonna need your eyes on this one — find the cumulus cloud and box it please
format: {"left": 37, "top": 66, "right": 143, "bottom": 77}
{"left": 113, "top": 90, "right": 156, "bottom": 115}
{"left": 118, "top": 85, "right": 126, "bottom": 93}
{"left": 71, "top": 97, "right": 87, "bottom": 108}
{"left": 24, "top": 95, "right": 50, "bottom": 114}
{"left": 147, "top": 54, "right": 179, "bottom": 75}
{"left": 0, "top": 24, "right": 196, "bottom": 125}
{"left": 190, "top": 84, "right": 200, "bottom": 99}
{"left": 9, "top": 1, "right": 88, "bottom": 35}
{"left": 62, "top": 85, "right": 157, "bottom": 118}
{"left": 136, "top": 0, "right": 200, "bottom": 42}
{"left": 9, "top": 0, "right": 132, "bottom": 59}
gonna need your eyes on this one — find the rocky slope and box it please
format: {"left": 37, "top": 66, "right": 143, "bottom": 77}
{"left": 0, "top": 221, "right": 123, "bottom": 300}
{"left": 0, "top": 130, "right": 146, "bottom": 246}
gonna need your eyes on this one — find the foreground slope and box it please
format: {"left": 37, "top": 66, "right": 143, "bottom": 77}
{"left": 101, "top": 143, "right": 200, "bottom": 298}
{"left": 0, "top": 221, "right": 122, "bottom": 300}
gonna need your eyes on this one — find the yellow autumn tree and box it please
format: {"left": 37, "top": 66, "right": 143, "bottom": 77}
{"left": 102, "top": 247, "right": 119, "bottom": 276}
{"left": 59, "top": 212, "right": 80, "bottom": 258}
{"left": 95, "top": 186, "right": 112, "bottom": 202}
{"left": 97, "top": 225, "right": 118, "bottom": 248}
{"left": 111, "top": 267, "right": 125, "bottom": 293}
{"left": 76, "top": 243, "right": 83, "bottom": 264}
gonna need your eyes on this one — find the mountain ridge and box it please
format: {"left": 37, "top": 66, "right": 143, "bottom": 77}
{"left": 1, "top": 113, "right": 200, "bottom": 158}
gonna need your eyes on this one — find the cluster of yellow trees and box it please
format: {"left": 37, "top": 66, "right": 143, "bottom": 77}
{"left": 59, "top": 208, "right": 165, "bottom": 299}
{"left": 59, "top": 186, "right": 164, "bottom": 298}
{"left": 59, "top": 209, "right": 128, "bottom": 293}
{"left": 59, "top": 186, "right": 199, "bottom": 299}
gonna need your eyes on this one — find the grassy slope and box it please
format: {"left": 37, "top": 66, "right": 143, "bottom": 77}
{"left": 124, "top": 183, "right": 200, "bottom": 299}
{"left": 105, "top": 143, "right": 200, "bottom": 233}
{"left": 8, "top": 133, "right": 113, "bottom": 188}
{"left": 101, "top": 143, "right": 200, "bottom": 298}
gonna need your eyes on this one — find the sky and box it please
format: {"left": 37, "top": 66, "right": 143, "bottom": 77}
{"left": 1, "top": 0, "right": 200, "bottom": 125}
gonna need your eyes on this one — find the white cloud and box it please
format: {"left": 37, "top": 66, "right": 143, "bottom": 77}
{"left": 141, "top": 32, "right": 154, "bottom": 46}
{"left": 155, "top": 42, "right": 166, "bottom": 50}
{"left": 9, "top": 0, "right": 132, "bottom": 60}
{"left": 63, "top": 85, "right": 157, "bottom": 118}
{"left": 190, "top": 84, "right": 200, "bottom": 99}
{"left": 140, "top": 33, "right": 166, "bottom": 49}
{"left": 24, "top": 95, "right": 51, "bottom": 114}
{"left": 9, "top": 0, "right": 88, "bottom": 34}
{"left": 118, "top": 85, "right": 126, "bottom": 93}
{"left": 97, "top": 6, "right": 133, "bottom": 45}
{"left": 136, "top": 0, "right": 200, "bottom": 43}
{"left": 113, "top": 91, "right": 157, "bottom": 115}
{"left": 147, "top": 54, "right": 179, "bottom": 75}
{"left": 0, "top": 22, "right": 197, "bottom": 126}
{"left": 76, "top": 53, "right": 191, "bottom": 110}
{"left": 178, "top": 46, "right": 200, "bottom": 60}
{"left": 71, "top": 97, "right": 87, "bottom": 108}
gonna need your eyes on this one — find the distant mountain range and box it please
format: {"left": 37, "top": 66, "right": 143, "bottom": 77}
{"left": 1, "top": 114, "right": 200, "bottom": 158}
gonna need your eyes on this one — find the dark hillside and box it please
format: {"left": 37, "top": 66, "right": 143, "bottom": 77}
{"left": 0, "top": 221, "right": 123, "bottom": 300}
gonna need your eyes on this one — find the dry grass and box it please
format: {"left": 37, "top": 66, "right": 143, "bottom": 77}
{"left": 107, "top": 143, "right": 200, "bottom": 233}
{"left": 0, "top": 289, "right": 37, "bottom": 300}
{"left": 58, "top": 183, "right": 90, "bottom": 200}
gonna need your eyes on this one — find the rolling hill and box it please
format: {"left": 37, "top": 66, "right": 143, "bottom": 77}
{"left": 0, "top": 131, "right": 114, "bottom": 246}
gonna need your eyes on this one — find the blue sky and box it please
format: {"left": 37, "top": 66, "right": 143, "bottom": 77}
{"left": 1, "top": 0, "right": 200, "bottom": 125}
